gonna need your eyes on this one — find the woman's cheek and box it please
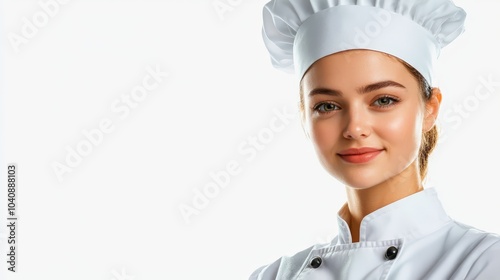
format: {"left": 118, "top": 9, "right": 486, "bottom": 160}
{"left": 381, "top": 110, "right": 422, "bottom": 152}
{"left": 312, "top": 120, "right": 337, "bottom": 149}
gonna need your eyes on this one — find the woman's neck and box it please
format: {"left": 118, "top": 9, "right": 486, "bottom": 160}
{"left": 344, "top": 162, "right": 423, "bottom": 242}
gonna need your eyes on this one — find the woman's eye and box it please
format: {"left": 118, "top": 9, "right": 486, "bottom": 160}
{"left": 314, "top": 102, "right": 340, "bottom": 113}
{"left": 373, "top": 96, "right": 399, "bottom": 107}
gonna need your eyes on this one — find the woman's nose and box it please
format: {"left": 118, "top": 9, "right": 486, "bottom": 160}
{"left": 342, "top": 109, "right": 371, "bottom": 140}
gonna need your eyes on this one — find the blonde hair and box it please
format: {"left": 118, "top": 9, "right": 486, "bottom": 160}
{"left": 402, "top": 60, "right": 437, "bottom": 180}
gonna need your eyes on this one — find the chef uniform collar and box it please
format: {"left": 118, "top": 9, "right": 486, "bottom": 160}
{"left": 262, "top": 0, "right": 466, "bottom": 85}
{"left": 335, "top": 188, "right": 451, "bottom": 244}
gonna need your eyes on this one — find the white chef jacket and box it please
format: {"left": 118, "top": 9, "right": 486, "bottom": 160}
{"left": 250, "top": 188, "right": 500, "bottom": 280}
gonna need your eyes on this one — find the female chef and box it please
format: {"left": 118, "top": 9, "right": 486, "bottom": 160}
{"left": 250, "top": 0, "right": 500, "bottom": 279}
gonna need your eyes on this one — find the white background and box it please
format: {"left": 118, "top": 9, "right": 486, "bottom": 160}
{"left": 0, "top": 0, "right": 499, "bottom": 279}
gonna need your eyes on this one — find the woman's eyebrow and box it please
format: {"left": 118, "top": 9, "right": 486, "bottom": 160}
{"left": 358, "top": 80, "right": 406, "bottom": 94}
{"left": 308, "top": 87, "right": 342, "bottom": 97}
{"left": 308, "top": 80, "right": 406, "bottom": 98}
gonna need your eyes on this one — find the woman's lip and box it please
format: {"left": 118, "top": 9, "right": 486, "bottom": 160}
{"left": 337, "top": 148, "right": 384, "bottom": 164}
{"left": 338, "top": 150, "right": 383, "bottom": 164}
{"left": 338, "top": 147, "right": 383, "bottom": 155}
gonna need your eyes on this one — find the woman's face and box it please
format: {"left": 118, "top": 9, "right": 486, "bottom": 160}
{"left": 302, "top": 50, "right": 433, "bottom": 189}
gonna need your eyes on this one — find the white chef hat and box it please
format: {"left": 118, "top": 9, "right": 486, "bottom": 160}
{"left": 262, "top": 0, "right": 466, "bottom": 85}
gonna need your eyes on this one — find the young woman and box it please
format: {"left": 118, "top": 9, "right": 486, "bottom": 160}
{"left": 251, "top": 0, "right": 500, "bottom": 279}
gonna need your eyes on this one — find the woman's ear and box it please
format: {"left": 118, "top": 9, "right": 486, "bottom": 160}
{"left": 423, "top": 87, "right": 442, "bottom": 132}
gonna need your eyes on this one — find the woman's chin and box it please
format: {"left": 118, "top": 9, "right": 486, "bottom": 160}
{"left": 329, "top": 171, "right": 391, "bottom": 190}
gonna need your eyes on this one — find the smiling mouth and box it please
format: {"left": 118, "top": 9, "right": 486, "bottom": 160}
{"left": 337, "top": 148, "right": 383, "bottom": 164}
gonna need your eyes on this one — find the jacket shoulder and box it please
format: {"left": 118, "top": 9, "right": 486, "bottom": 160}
{"left": 447, "top": 221, "right": 500, "bottom": 279}
{"left": 463, "top": 232, "right": 500, "bottom": 279}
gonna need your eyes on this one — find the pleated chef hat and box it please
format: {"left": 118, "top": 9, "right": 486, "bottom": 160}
{"left": 262, "top": 0, "right": 466, "bottom": 85}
